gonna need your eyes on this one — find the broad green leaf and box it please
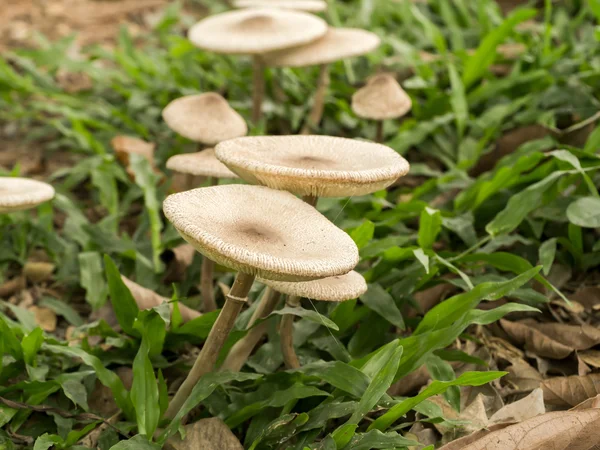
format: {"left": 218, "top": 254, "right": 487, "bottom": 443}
{"left": 39, "top": 297, "right": 84, "bottom": 327}
{"left": 369, "top": 371, "right": 506, "bottom": 431}
{"left": 302, "top": 401, "right": 357, "bottom": 431}
{"left": 109, "top": 435, "right": 161, "bottom": 450}
{"left": 584, "top": 123, "right": 600, "bottom": 153}
{"left": 332, "top": 423, "right": 357, "bottom": 449}
{"left": 413, "top": 248, "right": 430, "bottom": 273}
{"left": 271, "top": 307, "right": 339, "bottom": 331}
{"left": 426, "top": 354, "right": 459, "bottom": 411}
{"left": 346, "top": 430, "right": 418, "bottom": 450}
{"left": 360, "top": 284, "right": 404, "bottom": 330}
{"left": 33, "top": 433, "right": 63, "bottom": 450}
{"left": 463, "top": 8, "right": 537, "bottom": 88}
{"left": 539, "top": 238, "right": 557, "bottom": 276}
{"left": 350, "top": 220, "right": 375, "bottom": 250}
{"left": 21, "top": 327, "right": 44, "bottom": 366}
{"left": 447, "top": 62, "right": 468, "bottom": 139}
{"left": 566, "top": 197, "right": 600, "bottom": 228}
{"left": 300, "top": 361, "right": 370, "bottom": 398}
{"left": 79, "top": 252, "right": 108, "bottom": 310}
{"left": 104, "top": 255, "right": 139, "bottom": 335}
{"left": 418, "top": 207, "right": 442, "bottom": 249}
{"left": 0, "top": 316, "right": 23, "bottom": 360}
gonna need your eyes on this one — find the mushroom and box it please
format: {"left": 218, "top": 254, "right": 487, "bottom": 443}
{"left": 187, "top": 8, "right": 327, "bottom": 123}
{"left": 260, "top": 270, "right": 367, "bottom": 369}
{"left": 162, "top": 184, "right": 358, "bottom": 419}
{"left": 0, "top": 177, "right": 55, "bottom": 213}
{"left": 163, "top": 93, "right": 246, "bottom": 313}
{"left": 215, "top": 135, "right": 410, "bottom": 200}
{"left": 351, "top": 73, "right": 412, "bottom": 142}
{"left": 233, "top": 0, "right": 327, "bottom": 12}
{"left": 264, "top": 28, "right": 380, "bottom": 134}
{"left": 215, "top": 135, "right": 408, "bottom": 369}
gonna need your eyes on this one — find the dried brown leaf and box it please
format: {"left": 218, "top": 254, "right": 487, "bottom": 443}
{"left": 28, "top": 306, "right": 57, "bottom": 332}
{"left": 578, "top": 350, "right": 600, "bottom": 369}
{"left": 570, "top": 286, "right": 600, "bottom": 312}
{"left": 89, "top": 367, "right": 132, "bottom": 417}
{"left": 162, "top": 244, "right": 196, "bottom": 283}
{"left": 439, "top": 409, "right": 600, "bottom": 450}
{"left": 489, "top": 388, "right": 545, "bottom": 424}
{"left": 23, "top": 262, "right": 55, "bottom": 283}
{"left": 406, "top": 281, "right": 456, "bottom": 318}
{"left": 166, "top": 417, "right": 243, "bottom": 450}
{"left": 121, "top": 275, "right": 200, "bottom": 323}
{"left": 110, "top": 135, "right": 157, "bottom": 177}
{"left": 542, "top": 374, "right": 600, "bottom": 407}
{"left": 388, "top": 365, "right": 430, "bottom": 396}
{"left": 528, "top": 322, "right": 600, "bottom": 351}
{"left": 500, "top": 319, "right": 573, "bottom": 359}
{"left": 0, "top": 276, "right": 25, "bottom": 298}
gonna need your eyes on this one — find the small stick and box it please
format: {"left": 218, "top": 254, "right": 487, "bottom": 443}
{"left": 164, "top": 272, "right": 255, "bottom": 420}
{"left": 301, "top": 64, "right": 330, "bottom": 135}
{"left": 220, "top": 287, "right": 282, "bottom": 372}
{"left": 281, "top": 295, "right": 301, "bottom": 369}
{"left": 252, "top": 55, "right": 265, "bottom": 124}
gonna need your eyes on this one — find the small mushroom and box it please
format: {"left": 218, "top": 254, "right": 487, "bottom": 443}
{"left": 215, "top": 135, "right": 410, "bottom": 198}
{"left": 351, "top": 73, "right": 412, "bottom": 142}
{"left": 262, "top": 271, "right": 367, "bottom": 369}
{"left": 162, "top": 93, "right": 247, "bottom": 146}
{"left": 264, "top": 28, "right": 380, "bottom": 134}
{"left": 187, "top": 8, "right": 327, "bottom": 123}
{"left": 163, "top": 93, "right": 246, "bottom": 313}
{"left": 162, "top": 184, "right": 358, "bottom": 419}
{"left": 233, "top": 0, "right": 327, "bottom": 12}
{"left": 0, "top": 177, "right": 55, "bottom": 213}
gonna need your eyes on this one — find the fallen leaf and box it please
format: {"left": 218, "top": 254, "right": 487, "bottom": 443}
{"left": 527, "top": 321, "right": 600, "bottom": 351}
{"left": 121, "top": 275, "right": 200, "bottom": 323}
{"left": 388, "top": 365, "right": 429, "bottom": 396}
{"left": 28, "top": 306, "right": 57, "bottom": 332}
{"left": 166, "top": 417, "right": 243, "bottom": 450}
{"left": 436, "top": 424, "right": 513, "bottom": 450}
{"left": 570, "top": 286, "right": 600, "bottom": 311}
{"left": 430, "top": 394, "right": 488, "bottom": 439}
{"left": 23, "top": 261, "right": 55, "bottom": 283}
{"left": 162, "top": 244, "right": 196, "bottom": 283}
{"left": 444, "top": 408, "right": 600, "bottom": 450}
{"left": 110, "top": 135, "right": 156, "bottom": 177}
{"left": 504, "top": 359, "right": 543, "bottom": 392}
{"left": 542, "top": 374, "right": 600, "bottom": 407}
{"left": 578, "top": 350, "right": 600, "bottom": 369}
{"left": 500, "top": 319, "right": 573, "bottom": 359}
{"left": 0, "top": 276, "right": 25, "bottom": 298}
{"left": 89, "top": 367, "right": 133, "bottom": 417}
{"left": 489, "top": 388, "right": 545, "bottom": 424}
{"left": 571, "top": 394, "right": 600, "bottom": 411}
{"left": 406, "top": 281, "right": 457, "bottom": 318}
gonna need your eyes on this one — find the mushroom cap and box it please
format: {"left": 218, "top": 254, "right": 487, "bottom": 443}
{"left": 162, "top": 93, "right": 247, "bottom": 145}
{"left": 351, "top": 73, "right": 412, "bottom": 120}
{"left": 187, "top": 8, "right": 328, "bottom": 55}
{"left": 163, "top": 184, "right": 359, "bottom": 281}
{"left": 259, "top": 270, "right": 366, "bottom": 301}
{"left": 264, "top": 28, "right": 380, "bottom": 68}
{"left": 0, "top": 177, "right": 55, "bottom": 213}
{"left": 233, "top": 0, "right": 327, "bottom": 12}
{"left": 215, "top": 135, "right": 409, "bottom": 197}
{"left": 166, "top": 149, "right": 239, "bottom": 179}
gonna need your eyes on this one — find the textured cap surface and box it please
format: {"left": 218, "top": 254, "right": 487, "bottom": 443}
{"left": 233, "top": 0, "right": 327, "bottom": 12}
{"left": 163, "top": 184, "right": 359, "bottom": 281}
{"left": 352, "top": 73, "right": 412, "bottom": 120}
{"left": 188, "top": 8, "right": 327, "bottom": 55}
{"left": 162, "top": 93, "right": 247, "bottom": 144}
{"left": 215, "top": 135, "right": 409, "bottom": 197}
{"left": 259, "top": 270, "right": 366, "bottom": 301}
{"left": 0, "top": 177, "right": 55, "bottom": 213}
{"left": 265, "top": 28, "right": 380, "bottom": 67}
{"left": 166, "top": 149, "right": 239, "bottom": 179}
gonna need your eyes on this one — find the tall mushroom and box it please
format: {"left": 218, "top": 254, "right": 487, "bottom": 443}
{"left": 264, "top": 28, "right": 380, "bottom": 134}
{"left": 215, "top": 135, "right": 408, "bottom": 369}
{"left": 233, "top": 0, "right": 327, "bottom": 12}
{"left": 162, "top": 184, "right": 358, "bottom": 419}
{"left": 351, "top": 73, "right": 412, "bottom": 143}
{"left": 187, "top": 8, "right": 327, "bottom": 123}
{"left": 260, "top": 270, "right": 367, "bottom": 369}
{"left": 0, "top": 177, "right": 55, "bottom": 213}
{"left": 163, "top": 93, "right": 246, "bottom": 312}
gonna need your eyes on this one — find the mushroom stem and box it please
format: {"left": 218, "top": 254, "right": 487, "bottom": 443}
{"left": 164, "top": 271, "right": 255, "bottom": 420}
{"left": 252, "top": 56, "right": 265, "bottom": 124}
{"left": 220, "top": 287, "right": 282, "bottom": 372}
{"left": 200, "top": 177, "right": 219, "bottom": 313}
{"left": 375, "top": 120, "right": 384, "bottom": 143}
{"left": 301, "top": 64, "right": 330, "bottom": 135}
{"left": 281, "top": 295, "right": 301, "bottom": 369}
{"left": 302, "top": 195, "right": 319, "bottom": 207}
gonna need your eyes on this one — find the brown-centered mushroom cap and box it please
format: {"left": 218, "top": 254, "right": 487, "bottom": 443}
{"left": 163, "top": 185, "right": 359, "bottom": 281}
{"left": 233, "top": 0, "right": 327, "bottom": 12}
{"left": 166, "top": 149, "right": 239, "bottom": 180}
{"left": 215, "top": 135, "right": 409, "bottom": 197}
{"left": 351, "top": 73, "right": 412, "bottom": 120}
{"left": 162, "top": 93, "right": 247, "bottom": 145}
{"left": 188, "top": 8, "right": 327, "bottom": 55}
{"left": 0, "top": 177, "right": 55, "bottom": 213}
{"left": 264, "top": 28, "right": 380, "bottom": 68}
{"left": 259, "top": 270, "right": 366, "bottom": 301}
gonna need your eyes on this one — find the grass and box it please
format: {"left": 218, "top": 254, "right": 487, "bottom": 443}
{"left": 1, "top": 0, "right": 600, "bottom": 448}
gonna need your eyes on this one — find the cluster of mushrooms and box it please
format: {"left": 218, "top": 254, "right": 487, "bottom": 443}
{"left": 0, "top": 1, "right": 414, "bottom": 423}
{"left": 160, "top": 3, "right": 411, "bottom": 419}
